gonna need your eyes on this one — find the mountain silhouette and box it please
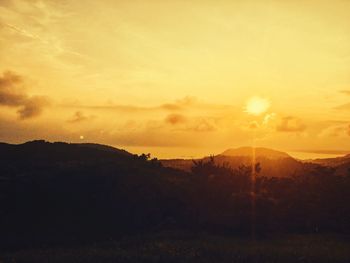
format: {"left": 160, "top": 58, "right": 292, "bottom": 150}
{"left": 221, "top": 147, "right": 291, "bottom": 159}
{"left": 161, "top": 147, "right": 329, "bottom": 177}
{"left": 0, "top": 140, "right": 132, "bottom": 163}
{"left": 0, "top": 140, "right": 181, "bottom": 247}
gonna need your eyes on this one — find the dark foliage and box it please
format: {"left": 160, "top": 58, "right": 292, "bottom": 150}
{"left": 0, "top": 141, "right": 349, "bottom": 250}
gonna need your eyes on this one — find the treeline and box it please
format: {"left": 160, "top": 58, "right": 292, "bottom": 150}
{"left": 185, "top": 158, "right": 350, "bottom": 235}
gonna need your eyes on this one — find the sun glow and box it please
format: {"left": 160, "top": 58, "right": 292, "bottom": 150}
{"left": 245, "top": 97, "right": 270, "bottom": 116}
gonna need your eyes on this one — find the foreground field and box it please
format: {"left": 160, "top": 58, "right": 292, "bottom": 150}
{"left": 1, "top": 233, "right": 349, "bottom": 263}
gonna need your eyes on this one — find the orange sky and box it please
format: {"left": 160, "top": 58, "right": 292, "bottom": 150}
{"left": 1, "top": 0, "right": 350, "bottom": 159}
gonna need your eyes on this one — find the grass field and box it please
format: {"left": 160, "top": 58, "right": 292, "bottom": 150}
{"left": 1, "top": 232, "right": 349, "bottom": 263}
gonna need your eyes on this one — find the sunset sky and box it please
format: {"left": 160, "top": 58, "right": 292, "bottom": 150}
{"left": 1, "top": 0, "right": 350, "bottom": 159}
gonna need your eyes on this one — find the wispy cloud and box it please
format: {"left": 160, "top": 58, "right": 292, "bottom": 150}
{"left": 334, "top": 90, "right": 350, "bottom": 110}
{"left": 334, "top": 102, "right": 350, "bottom": 110}
{"left": 0, "top": 22, "right": 43, "bottom": 41}
{"left": 0, "top": 21, "right": 92, "bottom": 62}
{"left": 318, "top": 124, "right": 350, "bottom": 138}
{"left": 60, "top": 96, "right": 237, "bottom": 114}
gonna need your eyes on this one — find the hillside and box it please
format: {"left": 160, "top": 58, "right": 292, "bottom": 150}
{"left": 0, "top": 140, "right": 349, "bottom": 256}
{"left": 0, "top": 140, "right": 185, "bottom": 248}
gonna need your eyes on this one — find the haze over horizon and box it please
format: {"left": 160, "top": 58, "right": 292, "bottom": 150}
{"left": 1, "top": 0, "right": 350, "bottom": 158}
{"left": 2, "top": 139, "right": 349, "bottom": 161}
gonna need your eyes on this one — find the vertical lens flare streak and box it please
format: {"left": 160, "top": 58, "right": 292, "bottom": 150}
{"left": 245, "top": 97, "right": 268, "bottom": 241}
{"left": 251, "top": 131, "right": 257, "bottom": 241}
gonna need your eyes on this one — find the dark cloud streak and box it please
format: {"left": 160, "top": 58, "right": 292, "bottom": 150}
{"left": 0, "top": 71, "right": 49, "bottom": 119}
{"left": 165, "top": 114, "right": 187, "bottom": 125}
{"left": 60, "top": 96, "right": 236, "bottom": 114}
{"left": 340, "top": 90, "right": 350, "bottom": 96}
{"left": 67, "top": 111, "right": 94, "bottom": 123}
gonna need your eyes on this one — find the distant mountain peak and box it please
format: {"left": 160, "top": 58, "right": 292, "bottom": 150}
{"left": 221, "top": 147, "right": 291, "bottom": 160}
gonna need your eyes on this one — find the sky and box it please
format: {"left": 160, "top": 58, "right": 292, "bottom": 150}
{"left": 1, "top": 0, "right": 350, "bottom": 159}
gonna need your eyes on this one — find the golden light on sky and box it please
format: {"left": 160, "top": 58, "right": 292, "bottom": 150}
{"left": 245, "top": 97, "right": 270, "bottom": 116}
{"left": 1, "top": 0, "right": 350, "bottom": 159}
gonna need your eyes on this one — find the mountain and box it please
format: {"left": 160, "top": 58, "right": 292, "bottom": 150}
{"left": 161, "top": 147, "right": 321, "bottom": 177}
{"left": 221, "top": 147, "right": 291, "bottom": 159}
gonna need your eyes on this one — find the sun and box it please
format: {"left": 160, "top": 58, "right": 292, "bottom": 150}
{"left": 245, "top": 96, "right": 270, "bottom": 116}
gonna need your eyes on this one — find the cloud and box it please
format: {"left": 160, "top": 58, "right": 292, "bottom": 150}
{"left": 164, "top": 114, "right": 217, "bottom": 132}
{"left": 263, "top": 113, "right": 276, "bottom": 125}
{"left": 0, "top": 0, "right": 13, "bottom": 8}
{"left": 340, "top": 90, "right": 350, "bottom": 96}
{"left": 0, "top": 70, "right": 49, "bottom": 119}
{"left": 17, "top": 96, "right": 49, "bottom": 119}
{"left": 191, "top": 118, "right": 217, "bottom": 132}
{"left": 67, "top": 111, "right": 94, "bottom": 123}
{"left": 248, "top": 121, "right": 259, "bottom": 130}
{"left": 0, "top": 0, "right": 91, "bottom": 61}
{"left": 276, "top": 116, "right": 306, "bottom": 132}
{"left": 61, "top": 96, "right": 198, "bottom": 113}
{"left": 62, "top": 101, "right": 184, "bottom": 113}
{"left": 0, "top": 114, "right": 198, "bottom": 148}
{"left": 61, "top": 96, "right": 236, "bottom": 114}
{"left": 165, "top": 113, "right": 187, "bottom": 125}
{"left": 334, "top": 90, "right": 350, "bottom": 110}
{"left": 334, "top": 102, "right": 350, "bottom": 110}
{"left": 318, "top": 124, "right": 350, "bottom": 138}
{"left": 0, "top": 71, "right": 24, "bottom": 105}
